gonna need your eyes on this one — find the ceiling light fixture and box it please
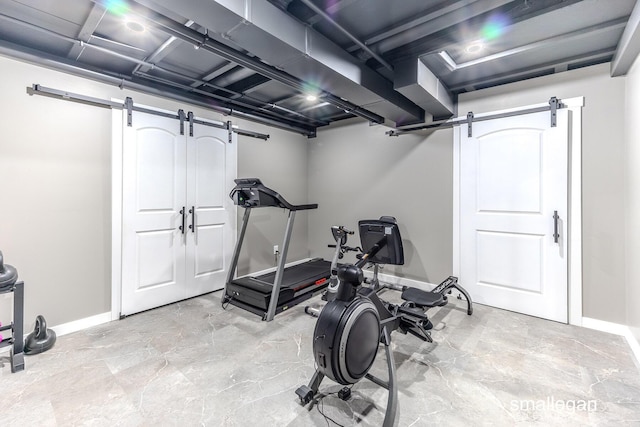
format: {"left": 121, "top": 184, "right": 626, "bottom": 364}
{"left": 125, "top": 20, "right": 146, "bottom": 33}
{"left": 305, "top": 94, "right": 317, "bottom": 101}
{"left": 465, "top": 42, "right": 484, "bottom": 54}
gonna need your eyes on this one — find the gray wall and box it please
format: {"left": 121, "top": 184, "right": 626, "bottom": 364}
{"left": 458, "top": 63, "right": 627, "bottom": 324}
{"left": 1, "top": 53, "right": 634, "bottom": 332}
{"left": 625, "top": 57, "right": 640, "bottom": 343}
{"left": 308, "top": 121, "right": 454, "bottom": 283}
{"left": 309, "top": 62, "right": 630, "bottom": 327}
{"left": 0, "top": 54, "right": 309, "bottom": 327}
{"left": 0, "top": 59, "right": 112, "bottom": 327}
{"left": 235, "top": 130, "right": 311, "bottom": 276}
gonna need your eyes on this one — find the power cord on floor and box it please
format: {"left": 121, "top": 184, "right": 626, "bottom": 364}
{"left": 221, "top": 295, "right": 233, "bottom": 310}
{"left": 315, "top": 386, "right": 353, "bottom": 427}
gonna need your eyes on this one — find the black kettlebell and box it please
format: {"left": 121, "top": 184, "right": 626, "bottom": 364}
{"left": 0, "top": 251, "right": 18, "bottom": 290}
{"left": 24, "top": 315, "right": 57, "bottom": 355}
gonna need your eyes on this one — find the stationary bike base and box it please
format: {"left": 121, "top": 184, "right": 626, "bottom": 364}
{"left": 295, "top": 385, "right": 315, "bottom": 404}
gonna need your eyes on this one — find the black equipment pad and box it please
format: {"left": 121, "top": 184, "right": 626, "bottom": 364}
{"left": 401, "top": 287, "right": 444, "bottom": 308}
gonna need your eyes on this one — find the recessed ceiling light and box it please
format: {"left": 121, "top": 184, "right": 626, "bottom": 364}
{"left": 466, "top": 42, "right": 483, "bottom": 54}
{"left": 305, "top": 94, "right": 317, "bottom": 101}
{"left": 125, "top": 20, "right": 145, "bottom": 33}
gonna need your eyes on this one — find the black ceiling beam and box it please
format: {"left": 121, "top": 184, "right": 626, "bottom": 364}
{"left": 383, "top": 0, "right": 584, "bottom": 64}
{"left": 0, "top": 35, "right": 317, "bottom": 137}
{"left": 113, "top": 0, "right": 385, "bottom": 124}
{"left": 216, "top": 73, "right": 271, "bottom": 98}
{"left": 139, "top": 72, "right": 324, "bottom": 128}
{"left": 0, "top": 10, "right": 327, "bottom": 133}
{"left": 448, "top": 47, "right": 616, "bottom": 94}
{"left": 128, "top": 73, "right": 318, "bottom": 135}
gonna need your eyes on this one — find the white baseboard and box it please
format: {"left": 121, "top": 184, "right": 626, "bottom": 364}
{"left": 582, "top": 317, "right": 640, "bottom": 367}
{"left": 581, "top": 317, "right": 629, "bottom": 335}
{"left": 362, "top": 269, "right": 437, "bottom": 291}
{"left": 50, "top": 312, "right": 113, "bottom": 337}
{"left": 626, "top": 331, "right": 640, "bottom": 368}
{"left": 0, "top": 311, "right": 113, "bottom": 355}
{"left": 357, "top": 273, "right": 640, "bottom": 367}
{"left": 241, "top": 257, "right": 313, "bottom": 278}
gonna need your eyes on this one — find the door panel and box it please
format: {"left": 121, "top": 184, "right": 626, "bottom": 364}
{"left": 185, "top": 125, "right": 235, "bottom": 297}
{"left": 194, "top": 135, "right": 226, "bottom": 208}
{"left": 193, "top": 224, "right": 225, "bottom": 276}
{"left": 136, "top": 230, "right": 182, "bottom": 288}
{"left": 136, "top": 129, "right": 179, "bottom": 212}
{"left": 476, "top": 231, "right": 543, "bottom": 293}
{"left": 477, "top": 130, "right": 542, "bottom": 213}
{"left": 460, "top": 109, "right": 568, "bottom": 322}
{"left": 121, "top": 112, "right": 187, "bottom": 316}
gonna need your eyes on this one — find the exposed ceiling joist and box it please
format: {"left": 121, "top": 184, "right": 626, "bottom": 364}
{"left": 297, "top": 0, "right": 393, "bottom": 71}
{"left": 112, "top": 0, "right": 388, "bottom": 124}
{"left": 67, "top": 3, "right": 106, "bottom": 60}
{"left": 0, "top": 0, "right": 635, "bottom": 135}
{"left": 375, "top": 0, "right": 514, "bottom": 56}
{"left": 384, "top": 0, "right": 584, "bottom": 62}
{"left": 306, "top": 0, "right": 360, "bottom": 26}
{"left": 134, "top": 20, "right": 195, "bottom": 74}
{"left": 438, "top": 17, "right": 627, "bottom": 71}
{"left": 142, "top": 0, "right": 423, "bottom": 125}
{"left": 346, "top": 0, "right": 476, "bottom": 53}
{"left": 449, "top": 47, "right": 617, "bottom": 93}
{"left": 611, "top": 0, "right": 640, "bottom": 76}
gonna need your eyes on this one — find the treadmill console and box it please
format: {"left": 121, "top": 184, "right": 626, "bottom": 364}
{"left": 230, "top": 178, "right": 282, "bottom": 208}
{"left": 233, "top": 188, "right": 279, "bottom": 208}
{"left": 229, "top": 178, "right": 318, "bottom": 211}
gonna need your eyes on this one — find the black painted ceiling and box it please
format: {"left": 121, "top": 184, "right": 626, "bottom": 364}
{"left": 0, "top": 0, "right": 634, "bottom": 136}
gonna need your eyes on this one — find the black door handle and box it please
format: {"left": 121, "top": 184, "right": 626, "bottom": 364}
{"left": 553, "top": 210, "right": 559, "bottom": 243}
{"left": 179, "top": 207, "right": 185, "bottom": 234}
{"left": 188, "top": 206, "right": 195, "bottom": 233}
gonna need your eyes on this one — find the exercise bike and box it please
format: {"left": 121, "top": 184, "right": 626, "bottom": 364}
{"left": 295, "top": 217, "right": 473, "bottom": 426}
{"left": 304, "top": 225, "right": 361, "bottom": 317}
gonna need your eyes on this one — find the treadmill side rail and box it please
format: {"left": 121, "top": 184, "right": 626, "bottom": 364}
{"left": 265, "top": 210, "right": 296, "bottom": 321}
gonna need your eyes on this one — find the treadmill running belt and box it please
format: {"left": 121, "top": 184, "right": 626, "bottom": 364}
{"left": 227, "top": 259, "right": 331, "bottom": 310}
{"left": 257, "top": 259, "right": 330, "bottom": 291}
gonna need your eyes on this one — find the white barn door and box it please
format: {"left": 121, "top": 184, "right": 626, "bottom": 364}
{"left": 459, "top": 109, "right": 569, "bottom": 323}
{"left": 121, "top": 113, "right": 187, "bottom": 315}
{"left": 120, "top": 109, "right": 236, "bottom": 316}
{"left": 185, "top": 124, "right": 236, "bottom": 298}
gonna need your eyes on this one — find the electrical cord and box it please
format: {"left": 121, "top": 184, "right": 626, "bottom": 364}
{"left": 315, "top": 386, "right": 353, "bottom": 427}
{"left": 221, "top": 294, "right": 233, "bottom": 310}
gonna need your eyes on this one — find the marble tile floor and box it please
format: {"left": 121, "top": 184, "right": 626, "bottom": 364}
{"left": 1, "top": 291, "right": 640, "bottom": 427}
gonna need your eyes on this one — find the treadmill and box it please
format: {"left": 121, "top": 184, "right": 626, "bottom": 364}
{"left": 223, "top": 178, "right": 331, "bottom": 321}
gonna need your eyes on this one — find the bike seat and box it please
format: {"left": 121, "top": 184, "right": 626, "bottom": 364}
{"left": 401, "top": 287, "right": 445, "bottom": 308}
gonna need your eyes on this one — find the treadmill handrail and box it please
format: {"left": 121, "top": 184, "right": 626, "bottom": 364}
{"left": 230, "top": 178, "right": 318, "bottom": 211}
